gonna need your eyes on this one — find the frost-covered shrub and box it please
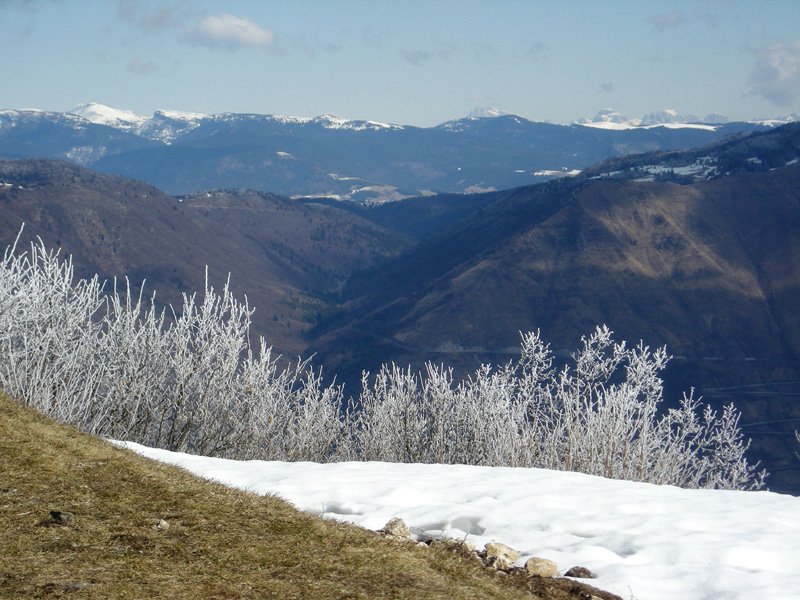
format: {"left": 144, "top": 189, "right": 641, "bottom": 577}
{"left": 351, "top": 327, "right": 766, "bottom": 490}
{"left": 0, "top": 231, "right": 346, "bottom": 462}
{"left": 519, "top": 327, "right": 766, "bottom": 489}
{"left": 0, "top": 232, "right": 766, "bottom": 489}
{"left": 0, "top": 235, "right": 106, "bottom": 425}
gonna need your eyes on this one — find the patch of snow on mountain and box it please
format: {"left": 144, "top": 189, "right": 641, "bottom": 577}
{"left": 575, "top": 109, "right": 640, "bottom": 128}
{"left": 467, "top": 107, "right": 511, "bottom": 118}
{"left": 346, "top": 120, "right": 404, "bottom": 131}
{"left": 534, "top": 169, "right": 582, "bottom": 178}
{"left": 0, "top": 109, "right": 88, "bottom": 130}
{"left": 437, "top": 119, "right": 470, "bottom": 132}
{"left": 267, "top": 115, "right": 313, "bottom": 126}
{"left": 69, "top": 103, "right": 147, "bottom": 130}
{"left": 311, "top": 114, "right": 402, "bottom": 131}
{"left": 576, "top": 109, "right": 723, "bottom": 130}
{"left": 578, "top": 121, "right": 639, "bottom": 130}
{"left": 641, "top": 109, "right": 696, "bottom": 126}
{"left": 658, "top": 122, "right": 718, "bottom": 131}
{"left": 750, "top": 114, "right": 798, "bottom": 127}
{"left": 65, "top": 146, "right": 106, "bottom": 165}
{"left": 312, "top": 114, "right": 352, "bottom": 129}
{"left": 635, "top": 157, "right": 719, "bottom": 182}
{"left": 118, "top": 442, "right": 800, "bottom": 600}
{"left": 154, "top": 109, "right": 207, "bottom": 121}
{"left": 0, "top": 108, "right": 45, "bottom": 116}
{"left": 135, "top": 109, "right": 208, "bottom": 144}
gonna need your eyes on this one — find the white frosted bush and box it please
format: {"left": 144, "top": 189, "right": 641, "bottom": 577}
{"left": 0, "top": 235, "right": 105, "bottom": 424}
{"left": 0, "top": 232, "right": 766, "bottom": 489}
{"left": 352, "top": 326, "right": 766, "bottom": 489}
{"left": 0, "top": 231, "right": 346, "bottom": 462}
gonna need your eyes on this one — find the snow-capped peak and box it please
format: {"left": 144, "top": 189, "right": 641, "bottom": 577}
{"left": 575, "top": 109, "right": 734, "bottom": 130}
{"left": 467, "top": 107, "right": 511, "bottom": 119}
{"left": 574, "top": 109, "right": 640, "bottom": 129}
{"left": 66, "top": 103, "right": 210, "bottom": 143}
{"left": 310, "top": 114, "right": 403, "bottom": 131}
{"left": 68, "top": 102, "right": 147, "bottom": 129}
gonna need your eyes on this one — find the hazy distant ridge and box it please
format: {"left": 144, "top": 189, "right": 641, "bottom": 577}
{"left": 0, "top": 103, "right": 783, "bottom": 201}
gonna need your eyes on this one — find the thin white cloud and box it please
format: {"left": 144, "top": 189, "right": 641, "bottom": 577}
{"left": 694, "top": 10, "right": 720, "bottom": 28}
{"left": 126, "top": 58, "right": 157, "bottom": 74}
{"left": 399, "top": 43, "right": 453, "bottom": 66}
{"left": 400, "top": 48, "right": 430, "bottom": 66}
{"left": 116, "top": 0, "right": 190, "bottom": 31}
{"left": 648, "top": 10, "right": 687, "bottom": 32}
{"left": 181, "top": 12, "right": 275, "bottom": 50}
{"left": 527, "top": 41, "right": 551, "bottom": 61}
{"left": 360, "top": 26, "right": 384, "bottom": 49}
{"left": 747, "top": 40, "right": 800, "bottom": 106}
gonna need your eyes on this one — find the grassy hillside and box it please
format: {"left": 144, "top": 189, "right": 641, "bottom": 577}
{"left": 0, "top": 395, "right": 621, "bottom": 600}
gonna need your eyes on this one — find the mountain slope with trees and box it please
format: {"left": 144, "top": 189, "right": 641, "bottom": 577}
{"left": 0, "top": 159, "right": 409, "bottom": 357}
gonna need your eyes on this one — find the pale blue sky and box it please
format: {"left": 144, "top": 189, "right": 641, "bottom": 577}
{"left": 1, "top": 0, "right": 799, "bottom": 126}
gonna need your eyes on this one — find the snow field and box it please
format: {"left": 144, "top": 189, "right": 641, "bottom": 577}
{"left": 116, "top": 442, "right": 800, "bottom": 600}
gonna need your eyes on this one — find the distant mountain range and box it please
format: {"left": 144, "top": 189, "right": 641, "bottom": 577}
{"left": 0, "top": 118, "right": 798, "bottom": 493}
{"left": 0, "top": 103, "right": 791, "bottom": 201}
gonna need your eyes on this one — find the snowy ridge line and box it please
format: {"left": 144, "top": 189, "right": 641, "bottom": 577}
{"left": 3, "top": 102, "right": 794, "bottom": 140}
{"left": 573, "top": 108, "right": 798, "bottom": 130}
{"left": 63, "top": 103, "right": 404, "bottom": 143}
{"left": 116, "top": 442, "right": 800, "bottom": 600}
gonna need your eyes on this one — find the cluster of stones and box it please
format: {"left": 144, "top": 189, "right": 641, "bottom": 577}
{"left": 378, "top": 517, "right": 596, "bottom": 579}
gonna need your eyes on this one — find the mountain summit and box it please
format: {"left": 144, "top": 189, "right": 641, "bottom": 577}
{"left": 466, "top": 107, "right": 512, "bottom": 118}
{"left": 69, "top": 102, "right": 149, "bottom": 130}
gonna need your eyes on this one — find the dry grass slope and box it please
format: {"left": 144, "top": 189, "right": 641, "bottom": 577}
{"left": 0, "top": 395, "right": 619, "bottom": 600}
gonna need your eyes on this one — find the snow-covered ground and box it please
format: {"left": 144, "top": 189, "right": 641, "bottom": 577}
{"left": 117, "top": 441, "right": 800, "bottom": 600}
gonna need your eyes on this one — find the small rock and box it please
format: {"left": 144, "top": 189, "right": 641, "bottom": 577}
{"left": 484, "top": 542, "right": 521, "bottom": 563}
{"left": 49, "top": 510, "right": 75, "bottom": 525}
{"left": 156, "top": 519, "right": 170, "bottom": 531}
{"left": 44, "top": 582, "right": 96, "bottom": 591}
{"left": 525, "top": 557, "right": 559, "bottom": 577}
{"left": 379, "top": 517, "right": 412, "bottom": 540}
{"left": 565, "top": 565, "right": 596, "bottom": 578}
{"left": 62, "top": 583, "right": 95, "bottom": 590}
{"left": 483, "top": 554, "right": 514, "bottom": 571}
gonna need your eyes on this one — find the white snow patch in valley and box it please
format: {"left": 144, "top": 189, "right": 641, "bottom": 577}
{"left": 577, "top": 121, "right": 639, "bottom": 130}
{"left": 657, "top": 123, "right": 717, "bottom": 131}
{"left": 115, "top": 442, "right": 800, "bottom": 600}
{"left": 578, "top": 121, "right": 719, "bottom": 131}
{"left": 534, "top": 169, "right": 581, "bottom": 177}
